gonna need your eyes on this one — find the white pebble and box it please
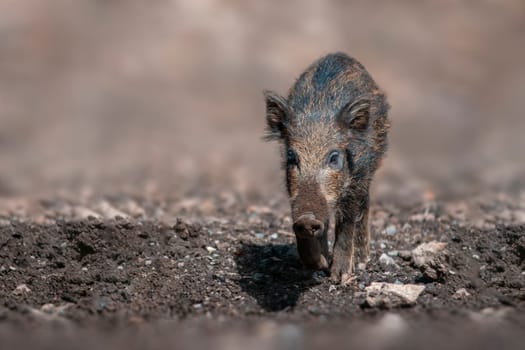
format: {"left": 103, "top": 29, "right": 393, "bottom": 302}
{"left": 384, "top": 225, "right": 397, "bottom": 235}
{"left": 379, "top": 253, "right": 396, "bottom": 266}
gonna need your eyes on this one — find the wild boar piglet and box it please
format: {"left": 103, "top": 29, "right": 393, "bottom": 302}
{"left": 264, "top": 52, "right": 390, "bottom": 284}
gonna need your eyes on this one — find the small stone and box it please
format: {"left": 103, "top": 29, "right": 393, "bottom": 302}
{"left": 412, "top": 241, "right": 448, "bottom": 281}
{"left": 270, "top": 233, "right": 278, "bottom": 240}
{"left": 40, "top": 303, "right": 57, "bottom": 313}
{"left": 254, "top": 232, "right": 265, "bottom": 239}
{"left": 380, "top": 243, "right": 386, "bottom": 249}
{"left": 453, "top": 288, "right": 471, "bottom": 300}
{"left": 145, "top": 260, "right": 152, "bottom": 266}
{"left": 384, "top": 225, "right": 397, "bottom": 235}
{"left": 411, "top": 241, "right": 447, "bottom": 267}
{"left": 365, "top": 282, "right": 425, "bottom": 308}
{"left": 328, "top": 285, "right": 337, "bottom": 293}
{"left": 387, "top": 250, "right": 399, "bottom": 256}
{"left": 379, "top": 253, "right": 397, "bottom": 267}
{"left": 13, "top": 284, "right": 31, "bottom": 295}
{"left": 472, "top": 254, "right": 480, "bottom": 260}
{"left": 0, "top": 219, "right": 11, "bottom": 227}
{"left": 81, "top": 267, "right": 88, "bottom": 271}
{"left": 206, "top": 246, "right": 217, "bottom": 253}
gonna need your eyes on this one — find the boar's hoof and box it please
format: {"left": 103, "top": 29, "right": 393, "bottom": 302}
{"left": 330, "top": 255, "right": 354, "bottom": 285}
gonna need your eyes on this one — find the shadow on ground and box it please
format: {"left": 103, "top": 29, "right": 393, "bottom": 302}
{"left": 234, "top": 243, "right": 320, "bottom": 312}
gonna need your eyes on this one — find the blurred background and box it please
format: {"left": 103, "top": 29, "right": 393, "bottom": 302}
{"left": 1, "top": 0, "right": 524, "bottom": 202}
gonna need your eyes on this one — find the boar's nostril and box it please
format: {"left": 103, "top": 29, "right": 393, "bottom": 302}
{"left": 293, "top": 214, "right": 325, "bottom": 238}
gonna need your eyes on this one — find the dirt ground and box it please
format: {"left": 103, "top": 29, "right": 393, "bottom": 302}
{"left": 0, "top": 191, "right": 524, "bottom": 349}
{"left": 1, "top": 1, "right": 525, "bottom": 349}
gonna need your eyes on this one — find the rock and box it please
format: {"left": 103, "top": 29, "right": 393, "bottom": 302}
{"left": 383, "top": 225, "right": 397, "bottom": 235}
{"left": 0, "top": 219, "right": 11, "bottom": 227}
{"left": 206, "top": 246, "right": 217, "bottom": 253}
{"left": 379, "top": 253, "right": 397, "bottom": 267}
{"left": 411, "top": 241, "right": 448, "bottom": 281}
{"left": 173, "top": 218, "right": 201, "bottom": 240}
{"left": 412, "top": 241, "right": 447, "bottom": 266}
{"left": 13, "top": 284, "right": 31, "bottom": 295}
{"left": 41, "top": 303, "right": 71, "bottom": 315}
{"left": 453, "top": 288, "right": 471, "bottom": 300}
{"left": 365, "top": 282, "right": 425, "bottom": 308}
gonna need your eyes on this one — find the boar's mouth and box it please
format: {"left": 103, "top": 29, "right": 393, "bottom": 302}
{"left": 291, "top": 181, "right": 329, "bottom": 239}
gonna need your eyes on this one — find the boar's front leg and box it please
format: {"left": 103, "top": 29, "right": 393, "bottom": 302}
{"left": 353, "top": 195, "right": 370, "bottom": 270}
{"left": 330, "top": 214, "right": 355, "bottom": 284}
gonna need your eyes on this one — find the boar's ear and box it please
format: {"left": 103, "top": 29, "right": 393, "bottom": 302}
{"left": 337, "top": 98, "right": 370, "bottom": 131}
{"left": 264, "top": 90, "right": 289, "bottom": 141}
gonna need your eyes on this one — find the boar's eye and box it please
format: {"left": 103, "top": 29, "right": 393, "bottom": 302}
{"left": 287, "top": 149, "right": 298, "bottom": 167}
{"left": 327, "top": 150, "right": 343, "bottom": 170}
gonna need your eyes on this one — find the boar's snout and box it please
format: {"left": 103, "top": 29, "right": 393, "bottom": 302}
{"left": 293, "top": 213, "right": 324, "bottom": 238}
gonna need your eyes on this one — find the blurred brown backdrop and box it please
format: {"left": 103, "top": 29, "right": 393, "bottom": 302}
{"left": 1, "top": 0, "right": 524, "bottom": 201}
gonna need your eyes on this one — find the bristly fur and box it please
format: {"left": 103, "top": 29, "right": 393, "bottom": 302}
{"left": 263, "top": 52, "right": 390, "bottom": 283}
